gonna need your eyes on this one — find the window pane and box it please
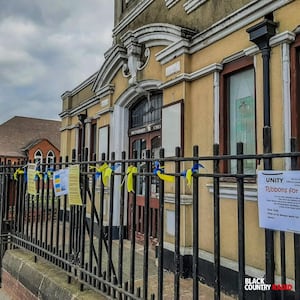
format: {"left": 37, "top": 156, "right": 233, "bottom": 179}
{"left": 229, "top": 68, "right": 255, "bottom": 173}
{"left": 132, "top": 139, "right": 146, "bottom": 195}
{"left": 98, "top": 126, "right": 109, "bottom": 159}
{"left": 130, "top": 93, "right": 162, "bottom": 128}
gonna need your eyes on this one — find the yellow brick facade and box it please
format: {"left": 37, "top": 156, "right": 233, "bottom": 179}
{"left": 60, "top": 0, "right": 300, "bottom": 285}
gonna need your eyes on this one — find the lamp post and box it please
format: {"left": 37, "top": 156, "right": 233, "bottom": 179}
{"left": 247, "top": 18, "right": 277, "bottom": 300}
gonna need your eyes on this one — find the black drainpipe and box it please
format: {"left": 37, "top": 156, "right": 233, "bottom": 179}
{"left": 247, "top": 17, "right": 277, "bottom": 300}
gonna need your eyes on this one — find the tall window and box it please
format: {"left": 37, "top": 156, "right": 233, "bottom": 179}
{"left": 220, "top": 57, "right": 256, "bottom": 173}
{"left": 34, "top": 150, "right": 43, "bottom": 165}
{"left": 46, "top": 150, "right": 55, "bottom": 166}
{"left": 130, "top": 92, "right": 162, "bottom": 129}
{"left": 90, "top": 122, "right": 97, "bottom": 160}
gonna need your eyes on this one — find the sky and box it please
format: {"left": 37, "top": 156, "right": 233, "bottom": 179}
{"left": 0, "top": 0, "right": 114, "bottom": 124}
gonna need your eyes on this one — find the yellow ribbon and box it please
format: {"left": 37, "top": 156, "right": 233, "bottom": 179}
{"left": 186, "top": 168, "right": 193, "bottom": 187}
{"left": 34, "top": 171, "right": 42, "bottom": 181}
{"left": 182, "top": 163, "right": 204, "bottom": 187}
{"left": 103, "top": 167, "right": 112, "bottom": 187}
{"left": 90, "top": 163, "right": 109, "bottom": 184}
{"left": 153, "top": 161, "right": 175, "bottom": 183}
{"left": 156, "top": 170, "right": 175, "bottom": 183}
{"left": 14, "top": 168, "right": 24, "bottom": 181}
{"left": 126, "top": 165, "right": 138, "bottom": 193}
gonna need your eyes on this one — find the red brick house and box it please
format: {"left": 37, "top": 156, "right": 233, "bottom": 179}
{"left": 0, "top": 116, "right": 61, "bottom": 164}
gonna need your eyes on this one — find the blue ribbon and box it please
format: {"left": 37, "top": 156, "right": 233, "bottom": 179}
{"left": 153, "top": 161, "right": 164, "bottom": 175}
{"left": 181, "top": 163, "right": 205, "bottom": 177}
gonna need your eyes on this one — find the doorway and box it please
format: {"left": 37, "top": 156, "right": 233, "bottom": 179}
{"left": 128, "top": 131, "right": 161, "bottom": 242}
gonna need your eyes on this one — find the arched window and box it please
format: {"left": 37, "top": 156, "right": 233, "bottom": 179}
{"left": 130, "top": 92, "right": 162, "bottom": 129}
{"left": 34, "top": 150, "right": 43, "bottom": 165}
{"left": 46, "top": 150, "right": 55, "bottom": 166}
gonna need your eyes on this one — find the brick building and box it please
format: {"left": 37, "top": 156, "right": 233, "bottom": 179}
{"left": 0, "top": 116, "right": 61, "bottom": 164}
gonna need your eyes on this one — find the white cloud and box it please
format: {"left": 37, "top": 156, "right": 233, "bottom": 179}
{"left": 0, "top": 0, "right": 114, "bottom": 123}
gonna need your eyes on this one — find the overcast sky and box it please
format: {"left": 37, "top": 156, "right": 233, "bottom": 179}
{"left": 0, "top": 0, "right": 114, "bottom": 124}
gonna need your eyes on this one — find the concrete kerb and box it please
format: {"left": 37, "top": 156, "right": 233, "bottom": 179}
{"left": 2, "top": 248, "right": 108, "bottom": 300}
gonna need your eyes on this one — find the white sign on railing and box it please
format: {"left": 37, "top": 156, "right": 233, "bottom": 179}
{"left": 257, "top": 170, "right": 300, "bottom": 233}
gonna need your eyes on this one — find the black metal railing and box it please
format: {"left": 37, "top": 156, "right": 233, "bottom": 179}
{"left": 0, "top": 142, "right": 300, "bottom": 299}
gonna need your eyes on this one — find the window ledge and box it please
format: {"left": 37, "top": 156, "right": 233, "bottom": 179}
{"left": 206, "top": 183, "right": 257, "bottom": 201}
{"left": 164, "top": 193, "right": 193, "bottom": 205}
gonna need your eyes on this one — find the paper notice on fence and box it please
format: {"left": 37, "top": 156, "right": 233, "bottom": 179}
{"left": 68, "top": 165, "right": 82, "bottom": 206}
{"left": 257, "top": 170, "right": 300, "bottom": 233}
{"left": 27, "top": 163, "right": 37, "bottom": 195}
{"left": 53, "top": 168, "right": 69, "bottom": 196}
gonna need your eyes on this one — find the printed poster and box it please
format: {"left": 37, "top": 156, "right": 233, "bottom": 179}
{"left": 53, "top": 168, "right": 69, "bottom": 196}
{"left": 68, "top": 165, "right": 82, "bottom": 206}
{"left": 257, "top": 170, "right": 300, "bottom": 233}
{"left": 27, "top": 163, "right": 37, "bottom": 195}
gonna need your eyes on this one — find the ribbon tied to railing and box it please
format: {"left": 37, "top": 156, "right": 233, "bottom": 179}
{"left": 153, "top": 161, "right": 175, "bottom": 183}
{"left": 102, "top": 163, "right": 121, "bottom": 186}
{"left": 43, "top": 168, "right": 54, "bottom": 182}
{"left": 181, "top": 163, "right": 204, "bottom": 187}
{"left": 90, "top": 163, "right": 108, "bottom": 182}
{"left": 90, "top": 163, "right": 121, "bottom": 186}
{"left": 13, "top": 168, "right": 24, "bottom": 181}
{"left": 126, "top": 165, "right": 138, "bottom": 193}
{"left": 34, "top": 170, "right": 43, "bottom": 181}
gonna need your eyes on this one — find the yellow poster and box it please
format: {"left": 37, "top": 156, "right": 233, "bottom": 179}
{"left": 27, "top": 163, "right": 37, "bottom": 195}
{"left": 68, "top": 165, "right": 82, "bottom": 206}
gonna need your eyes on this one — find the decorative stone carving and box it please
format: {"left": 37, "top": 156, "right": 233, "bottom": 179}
{"left": 122, "top": 38, "right": 150, "bottom": 85}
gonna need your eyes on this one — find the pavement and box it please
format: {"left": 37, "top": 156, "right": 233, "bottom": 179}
{"left": 1, "top": 242, "right": 237, "bottom": 300}
{"left": 0, "top": 286, "right": 12, "bottom": 300}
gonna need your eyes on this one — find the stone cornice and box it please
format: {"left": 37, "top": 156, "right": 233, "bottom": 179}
{"left": 157, "top": 0, "right": 294, "bottom": 64}
{"left": 112, "top": 0, "right": 154, "bottom": 38}
{"left": 96, "top": 107, "right": 114, "bottom": 117}
{"left": 160, "top": 63, "right": 223, "bottom": 89}
{"left": 59, "top": 96, "right": 100, "bottom": 118}
{"left": 92, "top": 45, "right": 127, "bottom": 92}
{"left": 121, "top": 23, "right": 185, "bottom": 48}
{"left": 95, "top": 84, "right": 115, "bottom": 98}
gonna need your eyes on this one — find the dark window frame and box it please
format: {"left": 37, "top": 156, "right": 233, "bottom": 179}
{"left": 219, "top": 56, "right": 256, "bottom": 173}
{"left": 90, "top": 121, "right": 97, "bottom": 160}
{"left": 291, "top": 34, "right": 300, "bottom": 150}
{"left": 129, "top": 92, "right": 163, "bottom": 130}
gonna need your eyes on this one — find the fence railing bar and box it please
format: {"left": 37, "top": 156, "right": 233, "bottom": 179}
{"left": 118, "top": 151, "right": 126, "bottom": 291}
{"left": 174, "top": 146, "right": 181, "bottom": 300}
{"left": 263, "top": 127, "right": 275, "bottom": 300}
{"left": 213, "top": 144, "right": 220, "bottom": 300}
{"left": 129, "top": 150, "right": 138, "bottom": 295}
{"left": 290, "top": 138, "right": 300, "bottom": 300}
{"left": 39, "top": 167, "right": 46, "bottom": 253}
{"left": 157, "top": 148, "right": 165, "bottom": 300}
{"left": 192, "top": 145, "right": 199, "bottom": 300}
{"left": 97, "top": 153, "right": 106, "bottom": 281}
{"left": 79, "top": 148, "right": 89, "bottom": 291}
{"left": 107, "top": 152, "right": 116, "bottom": 295}
{"left": 143, "top": 149, "right": 151, "bottom": 300}
{"left": 237, "top": 142, "right": 245, "bottom": 300}
{"left": 88, "top": 153, "right": 96, "bottom": 283}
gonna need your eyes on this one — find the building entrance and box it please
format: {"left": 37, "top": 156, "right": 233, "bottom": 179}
{"left": 128, "top": 131, "right": 161, "bottom": 243}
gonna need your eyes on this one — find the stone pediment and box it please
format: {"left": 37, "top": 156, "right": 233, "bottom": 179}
{"left": 93, "top": 23, "right": 193, "bottom": 92}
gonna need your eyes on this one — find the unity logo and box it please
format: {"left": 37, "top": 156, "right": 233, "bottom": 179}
{"left": 244, "top": 278, "right": 293, "bottom": 291}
